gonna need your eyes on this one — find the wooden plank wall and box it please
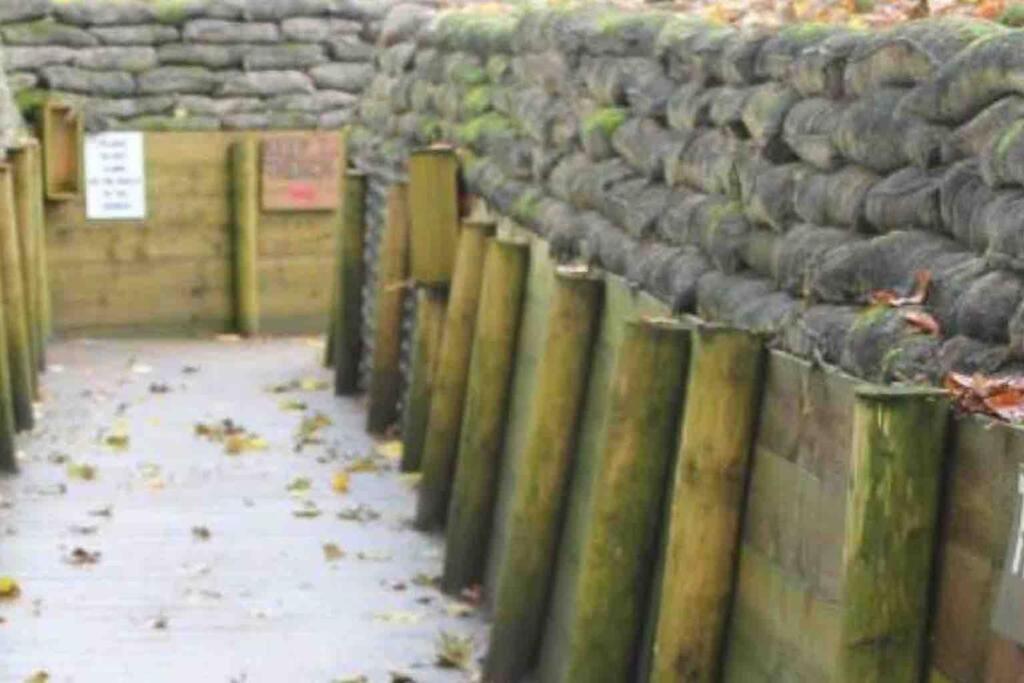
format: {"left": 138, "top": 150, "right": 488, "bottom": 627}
{"left": 44, "top": 132, "right": 334, "bottom": 337}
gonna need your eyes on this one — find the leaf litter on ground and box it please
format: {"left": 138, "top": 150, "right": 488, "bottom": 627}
{"left": 337, "top": 504, "right": 380, "bottom": 523}
{"left": 435, "top": 631, "right": 474, "bottom": 670}
{"left": 64, "top": 547, "right": 101, "bottom": 566}
{"left": 266, "top": 377, "right": 329, "bottom": 394}
{"left": 322, "top": 543, "right": 346, "bottom": 561}
{"left": 0, "top": 576, "right": 20, "bottom": 599}
{"left": 294, "top": 412, "right": 332, "bottom": 451}
{"left": 66, "top": 462, "right": 96, "bottom": 481}
{"left": 194, "top": 418, "right": 267, "bottom": 455}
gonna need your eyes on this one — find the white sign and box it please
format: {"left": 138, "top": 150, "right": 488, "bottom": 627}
{"left": 85, "top": 132, "right": 146, "bottom": 221}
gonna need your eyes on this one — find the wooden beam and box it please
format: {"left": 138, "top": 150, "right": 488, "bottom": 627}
{"left": 231, "top": 138, "right": 259, "bottom": 337}
{"left": 443, "top": 238, "right": 530, "bottom": 593}
{"left": 414, "top": 220, "right": 495, "bottom": 530}
{"left": 553, "top": 317, "right": 691, "bottom": 683}
{"left": 366, "top": 182, "right": 410, "bottom": 434}
{"left": 407, "top": 147, "right": 460, "bottom": 285}
{"left": 649, "top": 323, "right": 766, "bottom": 682}
{"left": 484, "top": 266, "right": 604, "bottom": 682}
{"left": 0, "top": 165, "right": 35, "bottom": 432}
{"left": 333, "top": 170, "right": 366, "bottom": 396}
{"left": 10, "top": 143, "right": 41, "bottom": 396}
{"left": 838, "top": 386, "right": 949, "bottom": 682}
{"left": 401, "top": 284, "right": 447, "bottom": 473}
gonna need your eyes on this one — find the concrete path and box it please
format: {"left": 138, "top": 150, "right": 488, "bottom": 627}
{"left": 0, "top": 338, "right": 486, "bottom": 683}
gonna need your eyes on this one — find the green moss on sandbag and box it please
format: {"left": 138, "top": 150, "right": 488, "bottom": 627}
{"left": 462, "top": 86, "right": 492, "bottom": 118}
{"left": 582, "top": 108, "right": 626, "bottom": 138}
{"left": 1000, "top": 4, "right": 1024, "bottom": 27}
{"left": 455, "top": 112, "right": 516, "bottom": 147}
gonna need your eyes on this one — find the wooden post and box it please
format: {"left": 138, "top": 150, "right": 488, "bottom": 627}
{"left": 0, "top": 166, "right": 35, "bottom": 432}
{"left": 11, "top": 144, "right": 40, "bottom": 398}
{"left": 334, "top": 170, "right": 366, "bottom": 396}
{"left": 401, "top": 285, "right": 447, "bottom": 472}
{"left": 838, "top": 386, "right": 949, "bottom": 682}
{"left": 414, "top": 220, "right": 495, "bottom": 530}
{"left": 231, "top": 138, "right": 259, "bottom": 337}
{"left": 552, "top": 317, "right": 691, "bottom": 683}
{"left": 366, "top": 182, "right": 410, "bottom": 434}
{"left": 32, "top": 141, "right": 50, "bottom": 363}
{"left": 484, "top": 267, "right": 604, "bottom": 683}
{"left": 323, "top": 131, "right": 349, "bottom": 368}
{"left": 408, "top": 147, "right": 460, "bottom": 285}
{"left": 649, "top": 323, "right": 766, "bottom": 683}
{"left": 442, "top": 238, "right": 530, "bottom": 593}
{"left": 0, "top": 247, "right": 13, "bottom": 471}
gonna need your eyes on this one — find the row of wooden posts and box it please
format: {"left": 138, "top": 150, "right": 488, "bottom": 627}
{"left": 0, "top": 141, "right": 52, "bottom": 473}
{"left": 323, "top": 147, "right": 951, "bottom": 682}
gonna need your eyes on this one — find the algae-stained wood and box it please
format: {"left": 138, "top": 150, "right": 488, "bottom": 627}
{"left": 930, "top": 416, "right": 1024, "bottom": 682}
{"left": 407, "top": 148, "right": 460, "bottom": 285}
{"left": 402, "top": 285, "right": 447, "bottom": 473}
{"left": 484, "top": 231, "right": 557, "bottom": 599}
{"left": 11, "top": 143, "right": 41, "bottom": 393}
{"left": 537, "top": 276, "right": 675, "bottom": 683}
{"left": 485, "top": 267, "right": 604, "bottom": 683}
{"left": 539, "top": 313, "right": 690, "bottom": 683}
{"left": 721, "top": 351, "right": 857, "bottom": 683}
{"left": 366, "top": 183, "right": 411, "bottom": 435}
{"left": 44, "top": 132, "right": 337, "bottom": 336}
{"left": 0, "top": 165, "right": 35, "bottom": 432}
{"left": 415, "top": 220, "right": 495, "bottom": 530}
{"left": 41, "top": 100, "right": 83, "bottom": 201}
{"left": 232, "top": 138, "right": 260, "bottom": 336}
{"left": 443, "top": 237, "right": 529, "bottom": 593}
{"left": 334, "top": 171, "right": 366, "bottom": 395}
{"left": 650, "top": 323, "right": 765, "bottom": 683}
{"left": 839, "top": 386, "right": 949, "bottom": 683}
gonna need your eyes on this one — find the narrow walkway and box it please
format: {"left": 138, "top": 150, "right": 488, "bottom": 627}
{"left": 0, "top": 338, "right": 486, "bottom": 683}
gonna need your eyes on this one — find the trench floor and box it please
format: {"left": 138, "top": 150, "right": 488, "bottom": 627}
{"left": 0, "top": 337, "right": 487, "bottom": 683}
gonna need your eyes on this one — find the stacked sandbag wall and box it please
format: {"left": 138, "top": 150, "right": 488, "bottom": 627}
{"left": 349, "top": 5, "right": 1024, "bottom": 387}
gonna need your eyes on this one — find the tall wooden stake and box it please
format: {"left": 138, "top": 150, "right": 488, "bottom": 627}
{"left": 0, "top": 165, "right": 34, "bottom": 432}
{"left": 334, "top": 170, "right": 366, "bottom": 396}
{"left": 443, "top": 238, "right": 530, "bottom": 593}
{"left": 366, "top": 182, "right": 410, "bottom": 434}
{"left": 553, "top": 317, "right": 691, "bottom": 683}
{"left": 838, "top": 386, "right": 949, "bottom": 682}
{"left": 231, "top": 138, "right": 259, "bottom": 337}
{"left": 11, "top": 143, "right": 40, "bottom": 398}
{"left": 401, "top": 285, "right": 447, "bottom": 472}
{"left": 33, "top": 142, "right": 50, "bottom": 365}
{"left": 650, "top": 323, "right": 765, "bottom": 682}
{"left": 0, "top": 244, "right": 14, "bottom": 470}
{"left": 484, "top": 267, "right": 604, "bottom": 683}
{"left": 415, "top": 220, "right": 495, "bottom": 530}
{"left": 408, "top": 147, "right": 460, "bottom": 285}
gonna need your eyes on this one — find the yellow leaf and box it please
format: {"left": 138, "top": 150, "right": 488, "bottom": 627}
{"left": 103, "top": 432, "right": 130, "bottom": 451}
{"left": 331, "top": 471, "right": 350, "bottom": 493}
{"left": 346, "top": 456, "right": 381, "bottom": 474}
{"left": 299, "top": 377, "right": 328, "bottom": 391}
{"left": 375, "top": 440, "right": 403, "bottom": 461}
{"left": 0, "top": 576, "right": 21, "bottom": 599}
{"left": 66, "top": 462, "right": 96, "bottom": 481}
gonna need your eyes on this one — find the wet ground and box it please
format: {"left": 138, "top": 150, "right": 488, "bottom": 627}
{"left": 0, "top": 337, "right": 487, "bottom": 683}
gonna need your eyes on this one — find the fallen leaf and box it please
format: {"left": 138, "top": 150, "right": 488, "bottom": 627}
{"left": 131, "top": 363, "right": 153, "bottom": 375}
{"left": 0, "top": 576, "right": 20, "bottom": 599}
{"left": 323, "top": 543, "right": 346, "bottom": 561}
{"left": 279, "top": 399, "right": 308, "bottom": 412}
{"left": 69, "top": 525, "right": 98, "bottom": 536}
{"left": 24, "top": 672, "right": 48, "bottom": 683}
{"left": 293, "top": 501, "right": 322, "bottom": 519}
{"left": 295, "top": 412, "right": 332, "bottom": 450}
{"left": 903, "top": 310, "right": 941, "bottom": 335}
{"left": 337, "top": 504, "right": 380, "bottom": 523}
{"left": 411, "top": 573, "right": 440, "bottom": 588}
{"left": 346, "top": 456, "right": 382, "bottom": 474}
{"left": 65, "top": 547, "right": 101, "bottom": 566}
{"left": 182, "top": 365, "right": 200, "bottom": 374}
{"left": 331, "top": 471, "right": 350, "bottom": 494}
{"left": 149, "top": 615, "right": 168, "bottom": 630}
{"left": 445, "top": 601, "right": 475, "bottom": 618}
{"left": 66, "top": 462, "right": 96, "bottom": 481}
{"left": 88, "top": 505, "right": 113, "bottom": 518}
{"left": 460, "top": 584, "right": 483, "bottom": 606}
{"left": 355, "top": 550, "right": 393, "bottom": 562}
{"left": 435, "top": 631, "right": 474, "bottom": 670}
{"left": 372, "top": 610, "right": 422, "bottom": 625}
{"left": 191, "top": 526, "right": 211, "bottom": 541}
{"left": 300, "top": 377, "right": 328, "bottom": 391}
{"left": 286, "top": 477, "right": 312, "bottom": 493}
{"left": 149, "top": 382, "right": 171, "bottom": 394}
{"left": 103, "top": 431, "right": 130, "bottom": 451}
{"left": 869, "top": 269, "right": 932, "bottom": 307}
{"left": 375, "top": 440, "right": 403, "bottom": 461}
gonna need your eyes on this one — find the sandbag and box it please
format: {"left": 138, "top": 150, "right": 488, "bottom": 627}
{"left": 665, "top": 127, "right": 744, "bottom": 197}
{"left": 937, "top": 335, "right": 1011, "bottom": 376}
{"left": 610, "top": 117, "right": 673, "bottom": 180}
{"left": 656, "top": 188, "right": 707, "bottom": 246}
{"left": 690, "top": 197, "right": 752, "bottom": 273}
{"left": 738, "top": 158, "right": 808, "bottom": 231}
{"left": 833, "top": 88, "right": 941, "bottom": 173}
{"left": 782, "top": 98, "right": 845, "bottom": 170}
{"left": 666, "top": 83, "right": 714, "bottom": 131}
{"left": 942, "top": 95, "right": 1024, "bottom": 163}
{"left": 707, "top": 86, "right": 751, "bottom": 136}
{"left": 627, "top": 244, "right": 712, "bottom": 313}
{"left": 954, "top": 269, "right": 1024, "bottom": 343}
{"left": 863, "top": 166, "right": 943, "bottom": 233}
{"left": 793, "top": 165, "right": 878, "bottom": 229}
{"left": 779, "top": 304, "right": 859, "bottom": 364}
{"left": 741, "top": 82, "right": 800, "bottom": 143}
{"left": 774, "top": 224, "right": 863, "bottom": 296}
{"left": 980, "top": 119, "right": 1024, "bottom": 188}
{"left": 981, "top": 190, "right": 1024, "bottom": 272}
{"left": 547, "top": 153, "right": 590, "bottom": 203}
{"left": 897, "top": 29, "right": 1024, "bottom": 125}
{"left": 843, "top": 18, "right": 997, "bottom": 96}
{"left": 839, "top": 305, "right": 942, "bottom": 382}
{"left": 655, "top": 19, "right": 734, "bottom": 83}
{"left": 581, "top": 56, "right": 665, "bottom": 106}
{"left": 567, "top": 158, "right": 637, "bottom": 212}
{"left": 789, "top": 30, "right": 868, "bottom": 98}
{"left": 939, "top": 160, "right": 996, "bottom": 249}
{"left": 598, "top": 177, "right": 672, "bottom": 239}
{"left": 696, "top": 271, "right": 801, "bottom": 333}
{"left": 755, "top": 25, "right": 845, "bottom": 81}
